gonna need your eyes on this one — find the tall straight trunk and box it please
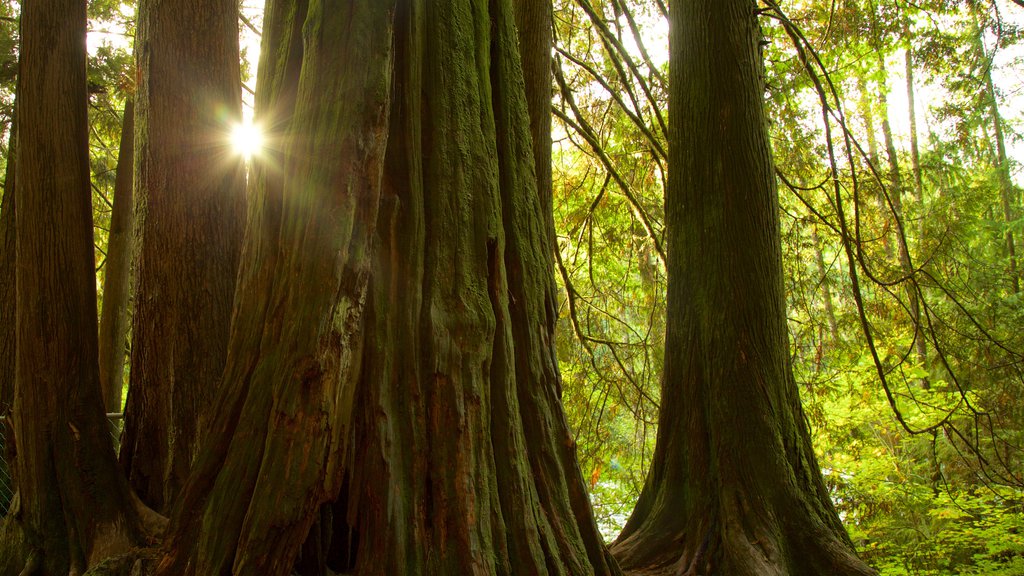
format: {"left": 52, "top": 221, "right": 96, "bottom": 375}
{"left": 0, "top": 106, "right": 14, "bottom": 521}
{"left": 985, "top": 56, "right": 1021, "bottom": 294}
{"left": 904, "top": 49, "right": 923, "bottom": 201}
{"left": 120, "top": 0, "right": 247, "bottom": 511}
{"left": 902, "top": 47, "right": 929, "bottom": 379}
{"left": 0, "top": 110, "right": 14, "bottom": 414}
{"left": 154, "top": 2, "right": 395, "bottom": 574}
{"left": 856, "top": 74, "right": 892, "bottom": 259}
{"left": 811, "top": 226, "right": 839, "bottom": 343}
{"left": 877, "top": 62, "right": 927, "bottom": 380}
{"left": 98, "top": 99, "right": 135, "bottom": 414}
{"left": 609, "top": 1, "right": 873, "bottom": 574}
{"left": 0, "top": 1, "right": 160, "bottom": 573}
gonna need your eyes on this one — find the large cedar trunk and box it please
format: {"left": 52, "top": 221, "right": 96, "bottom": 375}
{"left": 155, "top": 0, "right": 618, "bottom": 574}
{"left": 0, "top": 1, "right": 160, "bottom": 573}
{"left": 119, "top": 0, "right": 247, "bottom": 511}
{"left": 333, "top": 0, "right": 617, "bottom": 574}
{"left": 153, "top": 2, "right": 395, "bottom": 573}
{"left": 609, "top": 2, "right": 874, "bottom": 575}
{"left": 98, "top": 100, "right": 135, "bottom": 413}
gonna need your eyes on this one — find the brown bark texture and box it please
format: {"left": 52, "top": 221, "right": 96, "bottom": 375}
{"left": 0, "top": 1, "right": 158, "bottom": 573}
{"left": 0, "top": 110, "right": 13, "bottom": 414}
{"left": 332, "top": 0, "right": 618, "bottom": 574}
{"left": 0, "top": 102, "right": 14, "bottom": 523}
{"left": 98, "top": 99, "right": 135, "bottom": 413}
{"left": 153, "top": 1, "right": 395, "bottom": 574}
{"left": 155, "top": 0, "right": 620, "bottom": 574}
{"left": 119, "top": 0, "right": 247, "bottom": 512}
{"left": 513, "top": 0, "right": 555, "bottom": 245}
{"left": 609, "top": 1, "right": 875, "bottom": 575}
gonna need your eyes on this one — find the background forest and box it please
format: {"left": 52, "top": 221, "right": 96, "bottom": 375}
{"left": 0, "top": 0, "right": 1022, "bottom": 574}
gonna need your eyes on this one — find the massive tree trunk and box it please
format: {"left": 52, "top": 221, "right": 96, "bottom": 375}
{"left": 333, "top": 0, "right": 617, "bottom": 574}
{"left": 0, "top": 1, "right": 160, "bottom": 573}
{"left": 119, "top": 0, "right": 247, "bottom": 511}
{"left": 609, "top": 2, "right": 874, "bottom": 575}
{"left": 155, "top": 0, "right": 617, "bottom": 574}
{"left": 98, "top": 99, "right": 135, "bottom": 414}
{"left": 153, "top": 2, "right": 395, "bottom": 573}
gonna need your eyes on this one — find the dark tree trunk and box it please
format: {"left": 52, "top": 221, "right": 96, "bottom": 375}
{"left": 609, "top": 2, "right": 874, "bottom": 575}
{"left": 0, "top": 1, "right": 161, "bottom": 573}
{"left": 0, "top": 104, "right": 14, "bottom": 522}
{"left": 0, "top": 109, "right": 14, "bottom": 415}
{"left": 119, "top": 0, "right": 247, "bottom": 512}
{"left": 153, "top": 2, "right": 395, "bottom": 574}
{"left": 335, "top": 0, "right": 617, "bottom": 574}
{"left": 98, "top": 99, "right": 135, "bottom": 414}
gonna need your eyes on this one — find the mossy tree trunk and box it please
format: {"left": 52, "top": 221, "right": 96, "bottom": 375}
{"left": 153, "top": 0, "right": 617, "bottom": 574}
{"left": 98, "top": 99, "right": 135, "bottom": 414}
{"left": 153, "top": 2, "right": 396, "bottom": 574}
{"left": 0, "top": 1, "right": 160, "bottom": 573}
{"left": 333, "top": 0, "right": 617, "bottom": 574}
{"left": 119, "top": 0, "right": 247, "bottom": 512}
{"left": 609, "top": 2, "right": 875, "bottom": 575}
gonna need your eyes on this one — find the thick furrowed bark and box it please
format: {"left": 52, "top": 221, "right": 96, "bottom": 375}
{"left": 334, "top": 1, "right": 619, "bottom": 574}
{"left": 610, "top": 1, "right": 874, "bottom": 575}
{"left": 153, "top": 2, "right": 395, "bottom": 575}
{"left": 120, "top": 0, "right": 246, "bottom": 512}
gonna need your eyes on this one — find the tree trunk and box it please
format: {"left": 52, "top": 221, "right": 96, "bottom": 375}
{"left": 156, "top": 0, "right": 619, "bottom": 574}
{"left": 609, "top": 1, "right": 874, "bottom": 574}
{"left": 0, "top": 1, "right": 161, "bottom": 573}
{"left": 877, "top": 63, "right": 927, "bottom": 384}
{"left": 904, "top": 49, "right": 923, "bottom": 201}
{"left": 984, "top": 52, "right": 1021, "bottom": 294}
{"left": 0, "top": 107, "right": 14, "bottom": 415}
{"left": 334, "top": 0, "right": 617, "bottom": 574}
{"left": 119, "top": 0, "right": 247, "bottom": 512}
{"left": 153, "top": 2, "right": 395, "bottom": 573}
{"left": 98, "top": 99, "right": 135, "bottom": 414}
{"left": 0, "top": 104, "right": 15, "bottom": 521}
